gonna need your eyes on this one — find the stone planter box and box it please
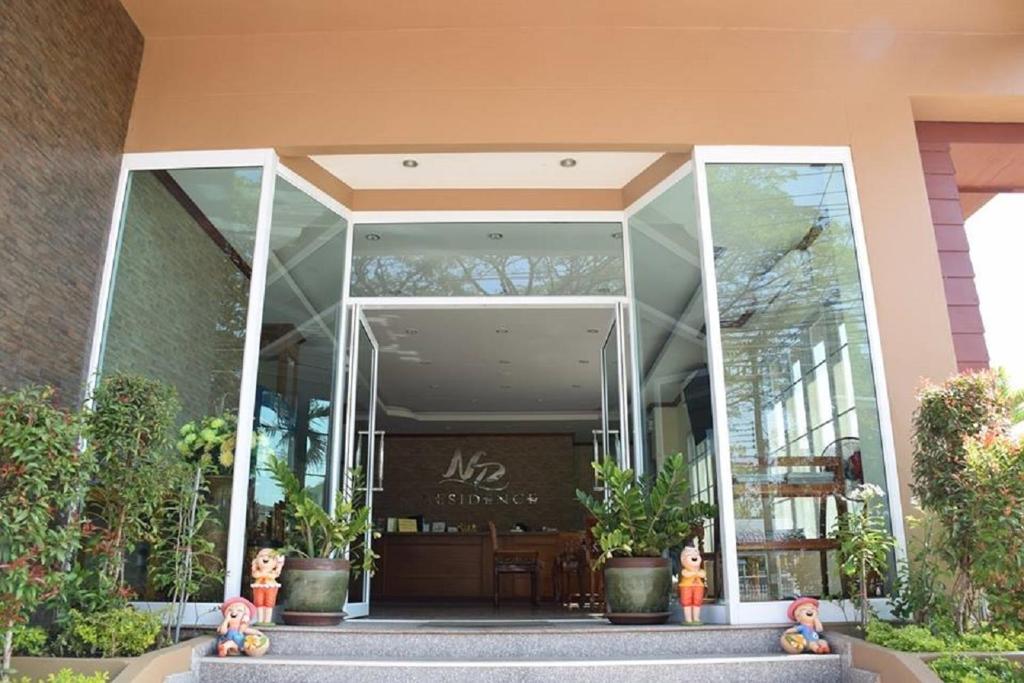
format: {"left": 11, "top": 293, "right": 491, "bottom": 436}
{"left": 10, "top": 636, "right": 212, "bottom": 682}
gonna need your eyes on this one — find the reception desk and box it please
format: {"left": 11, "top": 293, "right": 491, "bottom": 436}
{"left": 372, "top": 531, "right": 581, "bottom": 602}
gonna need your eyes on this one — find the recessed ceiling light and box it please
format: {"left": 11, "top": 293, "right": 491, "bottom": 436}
{"left": 488, "top": 233, "right": 504, "bottom": 240}
{"left": 536, "top": 398, "right": 545, "bottom": 403}
{"left": 495, "top": 328, "right": 509, "bottom": 334}
{"left": 560, "top": 158, "right": 577, "bottom": 168}
{"left": 405, "top": 328, "right": 419, "bottom": 335}
{"left": 498, "top": 360, "right": 512, "bottom": 365}
{"left": 429, "top": 384, "right": 440, "bottom": 389}
{"left": 586, "top": 328, "right": 600, "bottom": 334}
{"left": 420, "top": 360, "right": 432, "bottom": 365}
{"left": 578, "top": 359, "right": 590, "bottom": 364}
{"left": 611, "top": 232, "right": 622, "bottom": 239}
{"left": 500, "top": 385, "right": 512, "bottom": 389}
{"left": 571, "top": 384, "right": 583, "bottom": 389}
{"left": 365, "top": 233, "right": 382, "bottom": 241}
{"left": 402, "top": 159, "right": 419, "bottom": 168}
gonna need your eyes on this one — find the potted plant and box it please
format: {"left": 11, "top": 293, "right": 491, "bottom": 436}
{"left": 576, "top": 453, "right": 715, "bottom": 625}
{"left": 265, "top": 455, "right": 376, "bottom": 626}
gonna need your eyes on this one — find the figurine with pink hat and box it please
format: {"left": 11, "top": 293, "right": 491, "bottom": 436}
{"left": 217, "top": 597, "right": 270, "bottom": 657}
{"left": 780, "top": 597, "right": 830, "bottom": 654}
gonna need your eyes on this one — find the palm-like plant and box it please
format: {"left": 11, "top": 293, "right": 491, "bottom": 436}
{"left": 265, "top": 454, "right": 377, "bottom": 575}
{"left": 576, "top": 453, "right": 716, "bottom": 567}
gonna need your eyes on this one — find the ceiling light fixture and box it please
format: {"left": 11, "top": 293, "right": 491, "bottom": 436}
{"left": 429, "top": 384, "right": 440, "bottom": 389}
{"left": 420, "top": 360, "right": 432, "bottom": 365}
{"left": 578, "top": 359, "right": 590, "bottom": 364}
{"left": 365, "top": 233, "right": 381, "bottom": 241}
{"left": 560, "top": 157, "right": 577, "bottom": 168}
{"left": 405, "top": 328, "right": 419, "bottom": 335}
{"left": 500, "top": 385, "right": 512, "bottom": 389}
{"left": 586, "top": 328, "right": 600, "bottom": 334}
{"left": 402, "top": 159, "right": 419, "bottom": 168}
{"left": 495, "top": 328, "right": 509, "bottom": 334}
{"left": 571, "top": 384, "right": 582, "bottom": 389}
{"left": 498, "top": 360, "right": 511, "bottom": 365}
{"left": 488, "top": 233, "right": 504, "bottom": 240}
{"left": 611, "top": 232, "right": 622, "bottom": 239}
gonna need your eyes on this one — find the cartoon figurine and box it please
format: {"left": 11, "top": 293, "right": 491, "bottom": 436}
{"left": 781, "top": 597, "right": 831, "bottom": 654}
{"left": 216, "top": 597, "right": 268, "bottom": 657}
{"left": 678, "top": 544, "right": 706, "bottom": 625}
{"left": 250, "top": 547, "right": 285, "bottom": 625}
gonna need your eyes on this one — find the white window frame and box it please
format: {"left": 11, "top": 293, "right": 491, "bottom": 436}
{"left": 692, "top": 145, "right": 906, "bottom": 624}
{"left": 85, "top": 146, "right": 904, "bottom": 626}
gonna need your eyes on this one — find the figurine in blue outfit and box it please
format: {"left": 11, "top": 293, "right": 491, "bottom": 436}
{"left": 216, "top": 597, "right": 269, "bottom": 657}
{"left": 781, "top": 597, "right": 831, "bottom": 654}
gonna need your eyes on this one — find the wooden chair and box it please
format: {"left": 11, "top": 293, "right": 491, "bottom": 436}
{"left": 488, "top": 521, "right": 540, "bottom": 608}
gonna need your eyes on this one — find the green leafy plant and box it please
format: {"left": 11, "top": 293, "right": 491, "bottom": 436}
{"left": 832, "top": 483, "right": 896, "bottom": 631}
{"left": 912, "top": 369, "right": 1023, "bottom": 632}
{"left": 148, "top": 457, "right": 223, "bottom": 644}
{"left": 889, "top": 513, "right": 953, "bottom": 626}
{"left": 960, "top": 432, "right": 1024, "bottom": 630}
{"left": 59, "top": 608, "right": 161, "bottom": 658}
{"left": 1, "top": 386, "right": 97, "bottom": 683}
{"left": 14, "top": 670, "right": 109, "bottom": 683}
{"left": 866, "top": 620, "right": 948, "bottom": 652}
{"left": 9, "top": 626, "right": 47, "bottom": 657}
{"left": 265, "top": 454, "right": 377, "bottom": 573}
{"left": 929, "top": 654, "right": 1024, "bottom": 682}
{"left": 85, "top": 374, "right": 180, "bottom": 592}
{"left": 175, "top": 413, "right": 237, "bottom": 473}
{"left": 575, "top": 453, "right": 716, "bottom": 566}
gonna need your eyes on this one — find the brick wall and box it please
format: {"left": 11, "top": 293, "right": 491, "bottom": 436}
{"left": 0, "top": 0, "right": 142, "bottom": 403}
{"left": 375, "top": 434, "right": 595, "bottom": 532}
{"left": 101, "top": 172, "right": 252, "bottom": 420}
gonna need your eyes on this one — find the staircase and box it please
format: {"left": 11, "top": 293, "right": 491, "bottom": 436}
{"left": 189, "top": 621, "right": 867, "bottom": 682}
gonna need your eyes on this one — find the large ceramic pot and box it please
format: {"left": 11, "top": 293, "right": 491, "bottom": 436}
{"left": 280, "top": 557, "right": 350, "bottom": 626}
{"left": 603, "top": 557, "right": 672, "bottom": 625}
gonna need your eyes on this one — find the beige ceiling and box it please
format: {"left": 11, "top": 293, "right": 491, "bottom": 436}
{"left": 120, "top": 1, "right": 1024, "bottom": 37}
{"left": 311, "top": 152, "right": 662, "bottom": 190}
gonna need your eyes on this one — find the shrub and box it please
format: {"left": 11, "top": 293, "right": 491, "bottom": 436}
{"left": 929, "top": 654, "right": 1024, "bottom": 682}
{"left": 60, "top": 608, "right": 161, "bottom": 658}
{"left": 911, "top": 369, "right": 1023, "bottom": 631}
{"left": 10, "top": 627, "right": 47, "bottom": 657}
{"left": 15, "top": 671, "right": 109, "bottom": 683}
{"left": 1, "top": 386, "right": 96, "bottom": 682}
{"left": 866, "top": 621, "right": 947, "bottom": 652}
{"left": 84, "top": 374, "right": 180, "bottom": 591}
{"left": 889, "top": 513, "right": 953, "bottom": 626}
{"left": 832, "top": 483, "right": 895, "bottom": 631}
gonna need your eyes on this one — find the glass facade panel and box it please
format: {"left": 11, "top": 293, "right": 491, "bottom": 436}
{"left": 99, "top": 166, "right": 263, "bottom": 599}
{"left": 705, "top": 162, "right": 891, "bottom": 602}
{"left": 628, "top": 173, "right": 721, "bottom": 602}
{"left": 350, "top": 222, "right": 625, "bottom": 296}
{"left": 243, "top": 178, "right": 349, "bottom": 570}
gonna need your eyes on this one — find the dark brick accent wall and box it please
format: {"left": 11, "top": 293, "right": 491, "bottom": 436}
{"left": 376, "top": 435, "right": 594, "bottom": 532}
{"left": 0, "top": 0, "right": 143, "bottom": 403}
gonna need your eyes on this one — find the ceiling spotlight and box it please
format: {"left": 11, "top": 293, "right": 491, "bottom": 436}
{"left": 495, "top": 328, "right": 509, "bottom": 334}
{"left": 536, "top": 398, "right": 545, "bottom": 403}
{"left": 560, "top": 157, "right": 577, "bottom": 168}
{"left": 500, "top": 385, "right": 512, "bottom": 390}
{"left": 578, "top": 359, "right": 590, "bottom": 365}
{"left": 402, "top": 159, "right": 419, "bottom": 168}
{"left": 405, "top": 328, "right": 419, "bottom": 335}
{"left": 488, "top": 233, "right": 504, "bottom": 240}
{"left": 571, "top": 384, "right": 583, "bottom": 389}
{"left": 420, "top": 360, "right": 432, "bottom": 365}
{"left": 429, "top": 384, "right": 440, "bottom": 389}
{"left": 611, "top": 232, "right": 622, "bottom": 239}
{"left": 586, "top": 328, "right": 600, "bottom": 334}
{"left": 498, "top": 360, "right": 511, "bottom": 365}
{"left": 365, "top": 233, "right": 381, "bottom": 241}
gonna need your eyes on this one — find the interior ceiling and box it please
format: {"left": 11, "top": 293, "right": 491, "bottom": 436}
{"left": 120, "top": 1, "right": 1023, "bottom": 37}
{"left": 310, "top": 152, "right": 661, "bottom": 190}
{"left": 365, "top": 307, "right": 613, "bottom": 421}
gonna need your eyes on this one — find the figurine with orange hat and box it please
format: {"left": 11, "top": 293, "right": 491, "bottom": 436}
{"left": 781, "top": 597, "right": 830, "bottom": 654}
{"left": 217, "top": 597, "right": 270, "bottom": 657}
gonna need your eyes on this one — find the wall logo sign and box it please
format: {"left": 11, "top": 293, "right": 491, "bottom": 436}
{"left": 430, "top": 448, "right": 538, "bottom": 506}
{"left": 440, "top": 449, "right": 508, "bottom": 491}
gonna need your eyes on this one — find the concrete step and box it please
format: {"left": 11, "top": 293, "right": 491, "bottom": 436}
{"left": 198, "top": 653, "right": 843, "bottom": 683}
{"left": 250, "top": 623, "right": 790, "bottom": 658}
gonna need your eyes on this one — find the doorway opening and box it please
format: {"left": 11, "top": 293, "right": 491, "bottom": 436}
{"left": 346, "top": 304, "right": 626, "bottom": 621}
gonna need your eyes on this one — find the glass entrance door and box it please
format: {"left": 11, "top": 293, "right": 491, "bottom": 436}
{"left": 342, "top": 304, "right": 380, "bottom": 618}
{"left": 600, "top": 302, "right": 631, "bottom": 469}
